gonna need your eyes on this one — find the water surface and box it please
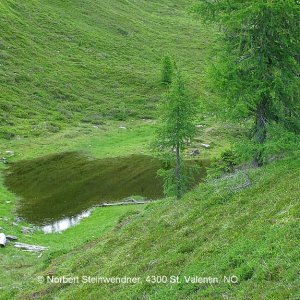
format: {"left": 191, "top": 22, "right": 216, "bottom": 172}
{"left": 4, "top": 152, "right": 208, "bottom": 229}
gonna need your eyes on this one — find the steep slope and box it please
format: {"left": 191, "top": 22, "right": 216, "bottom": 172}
{"left": 14, "top": 154, "right": 300, "bottom": 300}
{"left": 0, "top": 0, "right": 214, "bottom": 138}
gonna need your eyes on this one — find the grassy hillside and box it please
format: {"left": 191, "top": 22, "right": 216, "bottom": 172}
{"left": 0, "top": 0, "right": 214, "bottom": 138}
{"left": 0, "top": 125, "right": 153, "bottom": 298}
{"left": 0, "top": 120, "right": 235, "bottom": 300}
{"left": 5, "top": 153, "right": 298, "bottom": 300}
{"left": 1, "top": 1, "right": 298, "bottom": 300}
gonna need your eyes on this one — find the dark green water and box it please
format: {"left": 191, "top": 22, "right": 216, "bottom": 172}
{"left": 4, "top": 152, "right": 208, "bottom": 227}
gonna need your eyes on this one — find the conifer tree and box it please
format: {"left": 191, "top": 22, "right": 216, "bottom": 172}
{"left": 156, "top": 67, "right": 197, "bottom": 199}
{"left": 161, "top": 55, "right": 174, "bottom": 85}
{"left": 194, "top": 0, "right": 300, "bottom": 165}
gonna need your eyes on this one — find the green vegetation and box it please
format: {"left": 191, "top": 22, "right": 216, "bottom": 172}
{"left": 0, "top": 199, "right": 145, "bottom": 298}
{"left": 0, "top": 0, "right": 299, "bottom": 299}
{"left": 160, "top": 55, "right": 173, "bottom": 86}
{"left": 0, "top": 120, "right": 235, "bottom": 299}
{"left": 4, "top": 153, "right": 298, "bottom": 300}
{"left": 0, "top": 122, "right": 156, "bottom": 161}
{"left": 0, "top": 128, "right": 149, "bottom": 298}
{"left": 0, "top": 0, "right": 214, "bottom": 138}
{"left": 155, "top": 67, "right": 197, "bottom": 198}
{"left": 194, "top": 0, "right": 300, "bottom": 165}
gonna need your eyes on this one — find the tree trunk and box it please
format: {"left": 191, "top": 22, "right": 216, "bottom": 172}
{"left": 254, "top": 97, "right": 268, "bottom": 166}
{"left": 175, "top": 141, "right": 181, "bottom": 199}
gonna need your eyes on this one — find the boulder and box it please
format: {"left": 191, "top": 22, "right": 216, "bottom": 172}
{"left": 15, "top": 217, "right": 23, "bottom": 223}
{"left": 0, "top": 157, "right": 8, "bottom": 164}
{"left": 22, "top": 227, "right": 34, "bottom": 234}
{"left": 6, "top": 235, "right": 18, "bottom": 241}
{"left": 190, "top": 149, "right": 201, "bottom": 156}
{"left": 201, "top": 143, "right": 210, "bottom": 149}
{"left": 5, "top": 150, "right": 14, "bottom": 157}
{"left": 0, "top": 233, "right": 6, "bottom": 247}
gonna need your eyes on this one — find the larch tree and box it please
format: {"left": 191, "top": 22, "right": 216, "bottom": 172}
{"left": 194, "top": 0, "right": 300, "bottom": 165}
{"left": 161, "top": 55, "right": 174, "bottom": 86}
{"left": 156, "top": 66, "right": 197, "bottom": 199}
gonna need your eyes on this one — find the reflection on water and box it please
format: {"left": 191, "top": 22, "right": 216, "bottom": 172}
{"left": 4, "top": 152, "right": 209, "bottom": 230}
{"left": 4, "top": 153, "right": 166, "bottom": 226}
{"left": 42, "top": 210, "right": 92, "bottom": 234}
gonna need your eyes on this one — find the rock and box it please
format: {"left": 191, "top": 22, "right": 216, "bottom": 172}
{"left": 22, "top": 227, "right": 34, "bottom": 234}
{"left": 201, "top": 143, "right": 210, "bottom": 149}
{"left": 6, "top": 235, "right": 18, "bottom": 241}
{"left": 15, "top": 217, "right": 23, "bottom": 223}
{"left": 0, "top": 233, "right": 6, "bottom": 247}
{"left": 190, "top": 149, "right": 201, "bottom": 156}
{"left": 0, "top": 157, "right": 8, "bottom": 164}
{"left": 5, "top": 150, "right": 14, "bottom": 157}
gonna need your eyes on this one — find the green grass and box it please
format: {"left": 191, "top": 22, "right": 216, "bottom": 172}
{"left": 1, "top": 1, "right": 298, "bottom": 299}
{"left": 0, "top": 201, "right": 145, "bottom": 297}
{"left": 0, "top": 118, "right": 239, "bottom": 166}
{"left": 0, "top": 0, "right": 215, "bottom": 138}
{"left": 0, "top": 123, "right": 152, "bottom": 298}
{"left": 0, "top": 121, "right": 155, "bottom": 161}
{"left": 0, "top": 118, "right": 238, "bottom": 299}
{"left": 0, "top": 127, "right": 151, "bottom": 296}
{"left": 3, "top": 153, "right": 298, "bottom": 300}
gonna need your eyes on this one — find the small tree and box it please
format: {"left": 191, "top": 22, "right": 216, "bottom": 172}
{"left": 156, "top": 67, "right": 197, "bottom": 199}
{"left": 161, "top": 55, "right": 174, "bottom": 85}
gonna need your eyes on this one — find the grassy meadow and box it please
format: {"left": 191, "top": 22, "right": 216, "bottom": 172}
{"left": 0, "top": 0, "right": 299, "bottom": 299}
{"left": 0, "top": 0, "right": 215, "bottom": 138}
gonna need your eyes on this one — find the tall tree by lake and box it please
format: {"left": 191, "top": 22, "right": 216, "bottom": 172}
{"left": 194, "top": 0, "right": 300, "bottom": 165}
